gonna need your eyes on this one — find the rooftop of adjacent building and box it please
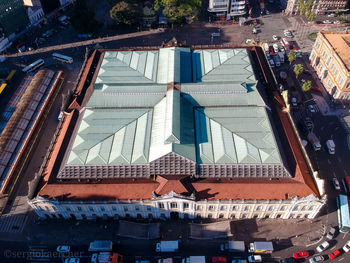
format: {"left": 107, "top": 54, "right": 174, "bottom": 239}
{"left": 320, "top": 30, "right": 350, "bottom": 72}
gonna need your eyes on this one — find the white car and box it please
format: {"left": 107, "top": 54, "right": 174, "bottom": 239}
{"left": 308, "top": 105, "right": 316, "bottom": 113}
{"left": 248, "top": 255, "right": 262, "bottom": 263}
{"left": 333, "top": 178, "right": 341, "bottom": 190}
{"left": 323, "top": 20, "right": 332, "bottom": 24}
{"left": 273, "top": 35, "right": 278, "bottom": 41}
{"left": 333, "top": 20, "right": 340, "bottom": 24}
{"left": 56, "top": 246, "right": 70, "bottom": 253}
{"left": 326, "top": 227, "right": 336, "bottom": 239}
{"left": 246, "top": 39, "right": 252, "bottom": 44}
{"left": 316, "top": 241, "right": 330, "bottom": 252}
{"left": 328, "top": 13, "right": 335, "bottom": 17}
{"left": 343, "top": 240, "right": 350, "bottom": 252}
{"left": 266, "top": 10, "right": 270, "bottom": 15}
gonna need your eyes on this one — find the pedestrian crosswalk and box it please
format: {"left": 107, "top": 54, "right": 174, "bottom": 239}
{"left": 0, "top": 213, "right": 28, "bottom": 233}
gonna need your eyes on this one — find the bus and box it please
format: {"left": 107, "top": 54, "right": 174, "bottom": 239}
{"left": 0, "top": 83, "right": 7, "bottom": 95}
{"left": 52, "top": 53, "right": 73, "bottom": 64}
{"left": 337, "top": 194, "right": 350, "bottom": 233}
{"left": 5, "top": 70, "right": 16, "bottom": 82}
{"left": 22, "top": 59, "right": 44, "bottom": 73}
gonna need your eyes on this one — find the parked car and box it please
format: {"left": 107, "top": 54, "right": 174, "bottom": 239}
{"left": 342, "top": 240, "right": 350, "bottom": 252}
{"left": 64, "top": 259, "right": 80, "bottom": 263}
{"left": 328, "top": 13, "right": 335, "bottom": 17}
{"left": 308, "top": 105, "right": 316, "bottom": 113}
{"left": 311, "top": 86, "right": 322, "bottom": 93}
{"left": 232, "top": 260, "right": 247, "bottom": 263}
{"left": 291, "top": 97, "right": 297, "bottom": 107}
{"left": 326, "top": 227, "right": 336, "bottom": 239}
{"left": 293, "top": 251, "right": 309, "bottom": 259}
{"left": 266, "top": 10, "right": 270, "bottom": 15}
{"left": 309, "top": 256, "right": 324, "bottom": 263}
{"left": 323, "top": 20, "right": 332, "bottom": 24}
{"left": 279, "top": 258, "right": 295, "bottom": 263}
{"left": 333, "top": 178, "right": 341, "bottom": 190}
{"left": 333, "top": 20, "right": 340, "bottom": 24}
{"left": 296, "top": 51, "right": 302, "bottom": 58}
{"left": 303, "top": 70, "right": 312, "bottom": 76}
{"left": 273, "top": 35, "right": 278, "bottom": 41}
{"left": 253, "top": 20, "right": 258, "bottom": 26}
{"left": 316, "top": 241, "right": 330, "bottom": 252}
{"left": 212, "top": 257, "right": 227, "bottom": 263}
{"left": 57, "top": 246, "right": 70, "bottom": 253}
{"left": 328, "top": 249, "right": 341, "bottom": 259}
{"left": 248, "top": 255, "right": 262, "bottom": 263}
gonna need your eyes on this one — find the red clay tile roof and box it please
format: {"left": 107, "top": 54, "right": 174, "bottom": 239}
{"left": 39, "top": 182, "right": 158, "bottom": 201}
{"left": 155, "top": 175, "right": 190, "bottom": 196}
{"left": 193, "top": 178, "right": 314, "bottom": 200}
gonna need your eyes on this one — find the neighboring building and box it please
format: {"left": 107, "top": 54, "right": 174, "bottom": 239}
{"left": 309, "top": 31, "right": 350, "bottom": 101}
{"left": 23, "top": 0, "right": 44, "bottom": 25}
{"left": 28, "top": 46, "right": 324, "bottom": 221}
{"left": 0, "top": 0, "right": 29, "bottom": 38}
{"left": 208, "top": 0, "right": 246, "bottom": 18}
{"left": 285, "top": 0, "right": 348, "bottom": 15}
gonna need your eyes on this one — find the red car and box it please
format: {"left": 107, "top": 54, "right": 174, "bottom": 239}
{"left": 312, "top": 86, "right": 322, "bottom": 93}
{"left": 293, "top": 251, "right": 309, "bottom": 259}
{"left": 211, "top": 257, "right": 227, "bottom": 263}
{"left": 253, "top": 20, "right": 258, "bottom": 26}
{"left": 329, "top": 249, "right": 341, "bottom": 259}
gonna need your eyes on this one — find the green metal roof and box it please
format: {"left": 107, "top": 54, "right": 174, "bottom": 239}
{"left": 65, "top": 47, "right": 283, "bottom": 168}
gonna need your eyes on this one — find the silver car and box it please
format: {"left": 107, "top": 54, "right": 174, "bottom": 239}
{"left": 309, "top": 256, "right": 324, "bottom": 263}
{"left": 326, "top": 227, "right": 336, "bottom": 239}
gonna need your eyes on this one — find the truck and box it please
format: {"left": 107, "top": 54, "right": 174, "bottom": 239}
{"left": 307, "top": 132, "right": 321, "bottom": 151}
{"left": 182, "top": 256, "right": 205, "bottom": 263}
{"left": 156, "top": 240, "right": 179, "bottom": 252}
{"left": 326, "top": 139, "right": 335, "bottom": 154}
{"left": 278, "top": 52, "right": 285, "bottom": 63}
{"left": 220, "top": 241, "right": 245, "bottom": 252}
{"left": 88, "top": 240, "right": 113, "bottom": 252}
{"left": 248, "top": 241, "right": 274, "bottom": 254}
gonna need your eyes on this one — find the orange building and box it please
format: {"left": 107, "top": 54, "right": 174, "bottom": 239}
{"left": 309, "top": 31, "right": 350, "bottom": 101}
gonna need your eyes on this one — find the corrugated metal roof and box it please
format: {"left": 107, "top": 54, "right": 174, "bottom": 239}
{"left": 63, "top": 47, "right": 284, "bottom": 177}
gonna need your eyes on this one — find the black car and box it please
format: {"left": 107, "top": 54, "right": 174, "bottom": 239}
{"left": 279, "top": 258, "right": 295, "bottom": 263}
{"left": 303, "top": 70, "right": 312, "bottom": 76}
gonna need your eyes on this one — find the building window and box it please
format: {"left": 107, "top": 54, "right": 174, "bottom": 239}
{"left": 148, "top": 213, "right": 153, "bottom": 219}
{"left": 241, "top": 213, "right": 247, "bottom": 219}
{"left": 184, "top": 214, "right": 189, "bottom": 219}
{"left": 111, "top": 206, "right": 117, "bottom": 211}
{"left": 292, "top": 205, "right": 299, "bottom": 211}
{"left": 280, "top": 205, "right": 287, "bottom": 211}
{"left": 88, "top": 206, "right": 94, "bottom": 212}
{"left": 77, "top": 206, "right": 82, "bottom": 211}
{"left": 253, "top": 214, "right": 259, "bottom": 218}
{"left": 170, "top": 202, "right": 177, "bottom": 209}
{"left": 276, "top": 214, "right": 282, "bottom": 218}
{"left": 244, "top": 206, "right": 250, "bottom": 211}
{"left": 301, "top": 205, "right": 307, "bottom": 211}
{"left": 219, "top": 213, "right": 224, "bottom": 218}
{"left": 220, "top": 205, "right": 226, "bottom": 211}
{"left": 160, "top": 213, "right": 166, "bottom": 218}
{"left": 230, "top": 214, "right": 235, "bottom": 219}
{"left": 158, "top": 203, "right": 164, "bottom": 209}
{"left": 183, "top": 203, "right": 189, "bottom": 209}
{"left": 256, "top": 205, "right": 262, "bottom": 211}
{"left": 65, "top": 207, "right": 71, "bottom": 211}
{"left": 196, "top": 214, "right": 201, "bottom": 219}
{"left": 304, "top": 214, "right": 310, "bottom": 218}
{"left": 137, "top": 213, "right": 142, "bottom": 219}
{"left": 232, "top": 206, "right": 238, "bottom": 211}
{"left": 125, "top": 213, "right": 130, "bottom": 218}
{"left": 208, "top": 213, "right": 213, "bottom": 218}
{"left": 135, "top": 206, "right": 140, "bottom": 211}
{"left": 123, "top": 206, "right": 128, "bottom": 212}
{"left": 147, "top": 206, "right": 152, "bottom": 211}
{"left": 265, "top": 214, "right": 270, "bottom": 218}
{"left": 268, "top": 206, "right": 274, "bottom": 211}
{"left": 196, "top": 205, "right": 202, "bottom": 211}
{"left": 309, "top": 205, "right": 315, "bottom": 211}
{"left": 100, "top": 206, "right": 105, "bottom": 211}
{"left": 208, "top": 205, "right": 214, "bottom": 211}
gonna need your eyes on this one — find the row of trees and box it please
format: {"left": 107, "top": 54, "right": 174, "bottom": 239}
{"left": 297, "top": 0, "right": 316, "bottom": 22}
{"left": 70, "top": 0, "right": 100, "bottom": 33}
{"left": 287, "top": 50, "right": 311, "bottom": 92}
{"left": 109, "top": 0, "right": 201, "bottom": 27}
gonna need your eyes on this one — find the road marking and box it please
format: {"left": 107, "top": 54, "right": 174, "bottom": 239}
{"left": 330, "top": 245, "right": 337, "bottom": 250}
{"left": 339, "top": 257, "right": 344, "bottom": 261}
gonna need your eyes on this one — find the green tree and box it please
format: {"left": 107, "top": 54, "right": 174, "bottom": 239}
{"left": 155, "top": 0, "right": 200, "bottom": 27}
{"left": 306, "top": 10, "right": 316, "bottom": 22}
{"left": 288, "top": 50, "right": 297, "bottom": 64}
{"left": 294, "top": 64, "right": 304, "bottom": 77}
{"left": 305, "top": 0, "right": 313, "bottom": 9}
{"left": 336, "top": 9, "right": 342, "bottom": 16}
{"left": 302, "top": 80, "right": 312, "bottom": 92}
{"left": 297, "top": 0, "right": 306, "bottom": 15}
{"left": 71, "top": 0, "right": 100, "bottom": 33}
{"left": 339, "top": 15, "right": 348, "bottom": 23}
{"left": 110, "top": 1, "right": 140, "bottom": 25}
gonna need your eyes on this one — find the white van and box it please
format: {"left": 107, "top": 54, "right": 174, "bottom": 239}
{"left": 326, "top": 140, "right": 335, "bottom": 154}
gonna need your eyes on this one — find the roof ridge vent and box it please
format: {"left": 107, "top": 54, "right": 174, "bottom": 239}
{"left": 164, "top": 88, "right": 180, "bottom": 144}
